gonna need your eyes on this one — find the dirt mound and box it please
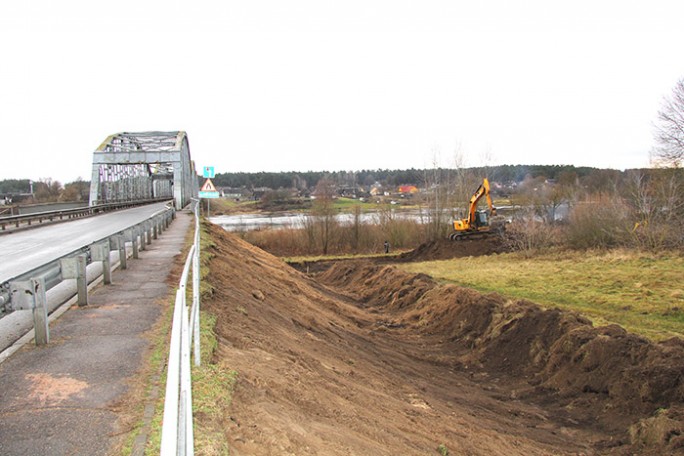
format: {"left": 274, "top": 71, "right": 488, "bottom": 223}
{"left": 320, "top": 260, "right": 684, "bottom": 437}
{"left": 316, "top": 261, "right": 436, "bottom": 312}
{"left": 203, "top": 222, "right": 684, "bottom": 455}
{"left": 398, "top": 236, "right": 509, "bottom": 262}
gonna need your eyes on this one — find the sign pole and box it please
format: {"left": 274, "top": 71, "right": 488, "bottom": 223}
{"left": 199, "top": 171, "right": 220, "bottom": 213}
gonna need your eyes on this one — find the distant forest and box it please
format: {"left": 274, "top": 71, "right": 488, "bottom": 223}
{"left": 211, "top": 164, "right": 615, "bottom": 190}
{"left": 0, "top": 179, "right": 31, "bottom": 194}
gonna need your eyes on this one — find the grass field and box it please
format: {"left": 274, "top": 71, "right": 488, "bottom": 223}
{"left": 398, "top": 249, "right": 684, "bottom": 341}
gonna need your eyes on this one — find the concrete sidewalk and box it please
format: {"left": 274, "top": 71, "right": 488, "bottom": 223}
{"left": 0, "top": 209, "right": 192, "bottom": 455}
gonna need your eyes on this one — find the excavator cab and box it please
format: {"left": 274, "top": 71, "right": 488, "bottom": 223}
{"left": 473, "top": 210, "right": 488, "bottom": 228}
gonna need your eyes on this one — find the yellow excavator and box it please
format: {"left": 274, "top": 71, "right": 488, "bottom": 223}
{"left": 450, "top": 178, "right": 505, "bottom": 240}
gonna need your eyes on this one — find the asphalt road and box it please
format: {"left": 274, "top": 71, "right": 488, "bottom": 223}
{"left": 0, "top": 201, "right": 171, "bottom": 284}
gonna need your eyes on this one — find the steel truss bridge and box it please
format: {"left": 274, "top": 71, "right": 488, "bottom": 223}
{"left": 89, "top": 131, "right": 198, "bottom": 209}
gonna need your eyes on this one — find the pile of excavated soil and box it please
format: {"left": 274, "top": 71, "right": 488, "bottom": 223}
{"left": 319, "top": 261, "right": 684, "bottom": 452}
{"left": 289, "top": 236, "right": 510, "bottom": 274}
{"left": 203, "top": 222, "right": 684, "bottom": 455}
{"left": 397, "top": 236, "right": 510, "bottom": 262}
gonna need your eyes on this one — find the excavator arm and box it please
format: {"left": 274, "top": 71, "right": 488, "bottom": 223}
{"left": 452, "top": 178, "right": 500, "bottom": 238}
{"left": 466, "top": 178, "right": 496, "bottom": 225}
{"left": 463, "top": 178, "right": 496, "bottom": 226}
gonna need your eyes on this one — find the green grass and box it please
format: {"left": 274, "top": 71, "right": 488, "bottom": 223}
{"left": 207, "top": 198, "right": 259, "bottom": 214}
{"left": 191, "top": 312, "right": 237, "bottom": 456}
{"left": 399, "top": 249, "right": 684, "bottom": 341}
{"left": 333, "top": 197, "right": 364, "bottom": 210}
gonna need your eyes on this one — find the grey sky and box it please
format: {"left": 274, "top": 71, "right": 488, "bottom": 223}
{"left": 1, "top": 1, "right": 683, "bottom": 183}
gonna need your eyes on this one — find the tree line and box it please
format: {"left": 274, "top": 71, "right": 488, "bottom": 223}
{"left": 0, "top": 178, "right": 90, "bottom": 203}
{"left": 211, "top": 165, "right": 607, "bottom": 191}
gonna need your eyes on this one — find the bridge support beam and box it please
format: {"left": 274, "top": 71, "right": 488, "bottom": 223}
{"left": 60, "top": 255, "right": 88, "bottom": 307}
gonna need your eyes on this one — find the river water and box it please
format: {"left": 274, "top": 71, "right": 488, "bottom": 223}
{"left": 209, "top": 211, "right": 430, "bottom": 232}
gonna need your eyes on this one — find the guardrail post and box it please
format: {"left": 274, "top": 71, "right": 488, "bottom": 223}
{"left": 60, "top": 254, "right": 88, "bottom": 306}
{"left": 126, "top": 228, "right": 139, "bottom": 259}
{"left": 139, "top": 226, "right": 146, "bottom": 252}
{"left": 115, "top": 235, "right": 128, "bottom": 270}
{"left": 146, "top": 222, "right": 153, "bottom": 245}
{"left": 92, "top": 242, "right": 112, "bottom": 284}
{"left": 153, "top": 221, "right": 159, "bottom": 240}
{"left": 32, "top": 278, "right": 49, "bottom": 345}
{"left": 9, "top": 278, "right": 49, "bottom": 345}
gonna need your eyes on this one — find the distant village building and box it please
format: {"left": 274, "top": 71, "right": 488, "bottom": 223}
{"left": 219, "top": 187, "right": 247, "bottom": 200}
{"left": 337, "top": 187, "right": 358, "bottom": 198}
{"left": 398, "top": 185, "right": 418, "bottom": 194}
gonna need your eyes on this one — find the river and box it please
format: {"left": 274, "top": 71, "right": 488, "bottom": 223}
{"left": 209, "top": 210, "right": 431, "bottom": 232}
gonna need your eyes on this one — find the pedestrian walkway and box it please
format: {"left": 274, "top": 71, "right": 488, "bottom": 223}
{"left": 0, "top": 209, "right": 192, "bottom": 455}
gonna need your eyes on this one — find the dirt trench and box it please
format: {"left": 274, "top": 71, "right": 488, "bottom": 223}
{"left": 202, "top": 223, "right": 684, "bottom": 455}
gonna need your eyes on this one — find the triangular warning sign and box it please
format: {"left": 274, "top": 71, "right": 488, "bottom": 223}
{"left": 200, "top": 178, "right": 217, "bottom": 192}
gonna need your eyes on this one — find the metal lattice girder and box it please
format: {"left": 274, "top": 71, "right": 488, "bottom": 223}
{"left": 89, "top": 131, "right": 198, "bottom": 208}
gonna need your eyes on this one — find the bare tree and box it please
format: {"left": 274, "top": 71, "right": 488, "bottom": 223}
{"left": 62, "top": 178, "right": 90, "bottom": 202}
{"left": 421, "top": 150, "right": 451, "bottom": 241}
{"left": 311, "top": 177, "right": 337, "bottom": 255}
{"left": 33, "top": 178, "right": 63, "bottom": 202}
{"left": 653, "top": 77, "right": 684, "bottom": 168}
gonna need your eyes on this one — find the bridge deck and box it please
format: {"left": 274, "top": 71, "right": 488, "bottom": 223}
{"left": 0, "top": 210, "right": 192, "bottom": 455}
{"left": 0, "top": 201, "right": 173, "bottom": 284}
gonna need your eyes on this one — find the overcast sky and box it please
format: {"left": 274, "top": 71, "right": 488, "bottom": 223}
{"left": 1, "top": 1, "right": 683, "bottom": 184}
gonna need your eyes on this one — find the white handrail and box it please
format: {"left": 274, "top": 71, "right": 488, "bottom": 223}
{"left": 161, "top": 202, "right": 201, "bottom": 455}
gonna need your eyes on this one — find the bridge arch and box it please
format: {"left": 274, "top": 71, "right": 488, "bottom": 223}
{"left": 88, "top": 131, "right": 198, "bottom": 208}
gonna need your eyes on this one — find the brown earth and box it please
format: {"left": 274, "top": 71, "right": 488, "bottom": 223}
{"left": 396, "top": 236, "right": 511, "bottom": 262}
{"left": 202, "top": 222, "right": 684, "bottom": 455}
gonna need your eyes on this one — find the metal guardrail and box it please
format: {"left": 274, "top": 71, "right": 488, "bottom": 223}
{"left": 0, "top": 198, "right": 172, "bottom": 233}
{"left": 0, "top": 203, "right": 177, "bottom": 344}
{"left": 161, "top": 200, "right": 201, "bottom": 456}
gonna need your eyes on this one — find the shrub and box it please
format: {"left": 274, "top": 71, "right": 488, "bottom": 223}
{"left": 505, "top": 212, "right": 561, "bottom": 255}
{"left": 565, "top": 194, "right": 632, "bottom": 249}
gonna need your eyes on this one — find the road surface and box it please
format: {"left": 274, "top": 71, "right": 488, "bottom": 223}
{"left": 0, "top": 201, "right": 171, "bottom": 284}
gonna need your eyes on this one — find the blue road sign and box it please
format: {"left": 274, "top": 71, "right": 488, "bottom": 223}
{"left": 203, "top": 166, "right": 215, "bottom": 179}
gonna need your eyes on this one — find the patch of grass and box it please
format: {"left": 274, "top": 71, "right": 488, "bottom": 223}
{"left": 399, "top": 249, "right": 684, "bottom": 341}
{"left": 199, "top": 221, "right": 217, "bottom": 298}
{"left": 333, "top": 197, "right": 363, "bottom": 210}
{"left": 437, "top": 443, "right": 449, "bottom": 455}
{"left": 207, "top": 198, "right": 259, "bottom": 215}
{"left": 192, "top": 311, "right": 237, "bottom": 456}
{"left": 195, "top": 221, "right": 238, "bottom": 454}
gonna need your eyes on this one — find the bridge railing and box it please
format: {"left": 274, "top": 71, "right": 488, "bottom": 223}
{"left": 0, "top": 198, "right": 172, "bottom": 233}
{"left": 0, "top": 204, "right": 176, "bottom": 346}
{"left": 161, "top": 199, "right": 201, "bottom": 456}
